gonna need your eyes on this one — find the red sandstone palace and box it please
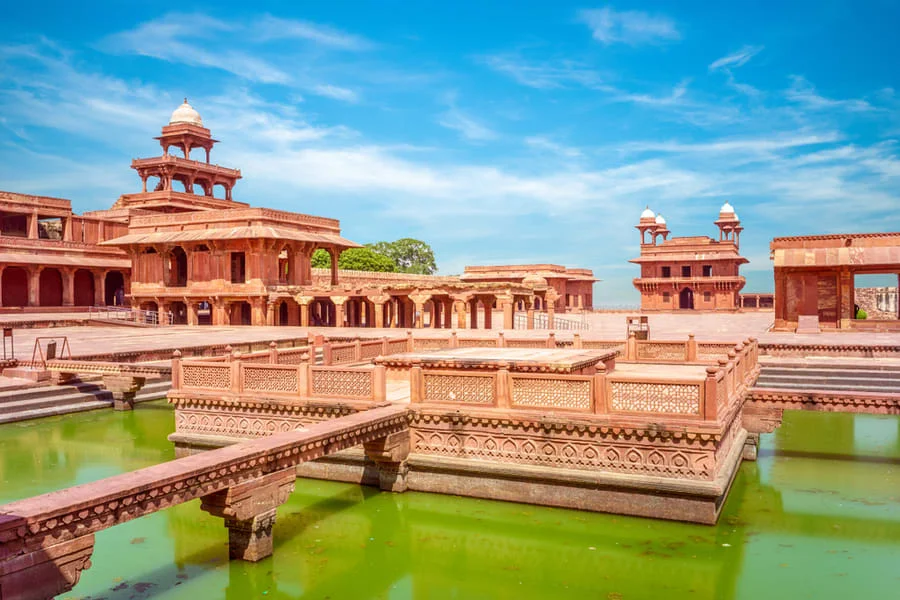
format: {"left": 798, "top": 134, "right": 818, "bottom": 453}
{"left": 0, "top": 101, "right": 595, "bottom": 328}
{"left": 631, "top": 204, "right": 747, "bottom": 311}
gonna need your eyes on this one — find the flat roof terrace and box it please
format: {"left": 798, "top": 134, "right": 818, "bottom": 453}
{"left": 377, "top": 347, "right": 616, "bottom": 374}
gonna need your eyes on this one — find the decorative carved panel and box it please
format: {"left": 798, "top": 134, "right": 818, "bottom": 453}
{"left": 243, "top": 366, "right": 298, "bottom": 394}
{"left": 182, "top": 364, "right": 230, "bottom": 389}
{"left": 636, "top": 342, "right": 687, "bottom": 361}
{"left": 511, "top": 376, "right": 591, "bottom": 410}
{"left": 423, "top": 373, "right": 494, "bottom": 404}
{"left": 609, "top": 381, "right": 701, "bottom": 415}
{"left": 311, "top": 368, "right": 372, "bottom": 398}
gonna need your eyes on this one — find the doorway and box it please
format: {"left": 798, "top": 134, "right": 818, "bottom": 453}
{"left": 679, "top": 287, "right": 694, "bottom": 310}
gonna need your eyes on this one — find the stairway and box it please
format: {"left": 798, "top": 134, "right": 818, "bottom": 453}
{"left": 755, "top": 360, "right": 900, "bottom": 394}
{"left": 0, "top": 379, "right": 172, "bottom": 424}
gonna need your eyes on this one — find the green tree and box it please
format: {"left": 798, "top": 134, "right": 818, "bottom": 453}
{"left": 310, "top": 247, "right": 397, "bottom": 272}
{"left": 367, "top": 238, "right": 437, "bottom": 275}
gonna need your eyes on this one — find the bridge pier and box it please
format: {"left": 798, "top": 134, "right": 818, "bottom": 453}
{"left": 200, "top": 469, "right": 296, "bottom": 562}
{"left": 364, "top": 430, "right": 410, "bottom": 492}
{"left": 102, "top": 375, "right": 146, "bottom": 411}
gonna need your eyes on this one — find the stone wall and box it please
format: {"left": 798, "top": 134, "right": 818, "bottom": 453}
{"left": 855, "top": 286, "right": 898, "bottom": 320}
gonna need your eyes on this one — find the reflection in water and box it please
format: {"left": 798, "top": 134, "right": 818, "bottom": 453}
{"left": 0, "top": 402, "right": 898, "bottom": 599}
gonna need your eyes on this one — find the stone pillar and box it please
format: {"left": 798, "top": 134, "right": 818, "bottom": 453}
{"left": 103, "top": 375, "right": 146, "bottom": 411}
{"left": 94, "top": 271, "right": 107, "bottom": 306}
{"left": 187, "top": 301, "right": 199, "bottom": 326}
{"left": 251, "top": 298, "right": 266, "bottom": 326}
{"left": 444, "top": 300, "right": 453, "bottom": 329}
{"left": 414, "top": 302, "right": 425, "bottom": 329}
{"left": 62, "top": 268, "right": 75, "bottom": 307}
{"left": 266, "top": 301, "right": 275, "bottom": 326}
{"left": 500, "top": 295, "right": 514, "bottom": 330}
{"left": 27, "top": 211, "right": 38, "bottom": 239}
{"left": 482, "top": 297, "right": 493, "bottom": 330}
{"left": 363, "top": 430, "right": 410, "bottom": 492}
{"left": 469, "top": 298, "right": 479, "bottom": 329}
{"left": 200, "top": 469, "right": 296, "bottom": 562}
{"left": 332, "top": 296, "right": 347, "bottom": 328}
{"left": 328, "top": 248, "right": 339, "bottom": 285}
{"left": 454, "top": 299, "right": 468, "bottom": 329}
{"left": 27, "top": 267, "right": 40, "bottom": 307}
{"left": 297, "top": 296, "right": 312, "bottom": 327}
{"left": 526, "top": 306, "right": 535, "bottom": 330}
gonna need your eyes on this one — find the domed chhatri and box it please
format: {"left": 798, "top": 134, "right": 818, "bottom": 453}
{"left": 169, "top": 98, "right": 203, "bottom": 127}
{"left": 655, "top": 214, "right": 666, "bottom": 225}
{"left": 720, "top": 201, "right": 735, "bottom": 214}
{"left": 640, "top": 206, "right": 655, "bottom": 219}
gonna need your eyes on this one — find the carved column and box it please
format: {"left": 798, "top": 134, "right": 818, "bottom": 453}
{"left": 482, "top": 296, "right": 493, "bottom": 329}
{"left": 187, "top": 300, "right": 199, "bottom": 326}
{"left": 265, "top": 300, "right": 276, "bottom": 326}
{"left": 453, "top": 298, "right": 468, "bottom": 329}
{"left": 201, "top": 469, "right": 296, "bottom": 562}
{"left": 498, "top": 294, "right": 514, "bottom": 330}
{"left": 409, "top": 294, "right": 430, "bottom": 329}
{"left": 443, "top": 299, "right": 453, "bottom": 329}
{"left": 297, "top": 295, "right": 312, "bottom": 327}
{"left": 27, "top": 210, "right": 38, "bottom": 239}
{"left": 370, "top": 295, "right": 389, "bottom": 329}
{"left": 363, "top": 430, "right": 410, "bottom": 492}
{"left": 328, "top": 248, "right": 339, "bottom": 285}
{"left": 94, "top": 270, "right": 107, "bottom": 306}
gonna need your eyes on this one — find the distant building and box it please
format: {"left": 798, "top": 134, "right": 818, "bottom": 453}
{"left": 460, "top": 265, "right": 597, "bottom": 311}
{"left": 630, "top": 204, "right": 747, "bottom": 311}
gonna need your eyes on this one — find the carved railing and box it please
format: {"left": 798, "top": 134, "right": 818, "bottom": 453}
{"left": 406, "top": 337, "right": 760, "bottom": 422}
{"left": 173, "top": 352, "right": 386, "bottom": 402}
{"left": 0, "top": 405, "right": 409, "bottom": 600}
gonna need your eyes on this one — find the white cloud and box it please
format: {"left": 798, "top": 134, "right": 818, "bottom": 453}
{"left": 786, "top": 76, "right": 876, "bottom": 112}
{"left": 252, "top": 15, "right": 374, "bottom": 50}
{"left": 709, "top": 46, "right": 763, "bottom": 72}
{"left": 311, "top": 84, "right": 359, "bottom": 103}
{"left": 479, "top": 54, "right": 607, "bottom": 90}
{"left": 578, "top": 7, "right": 680, "bottom": 46}
{"left": 437, "top": 108, "right": 497, "bottom": 141}
{"left": 525, "top": 136, "right": 582, "bottom": 157}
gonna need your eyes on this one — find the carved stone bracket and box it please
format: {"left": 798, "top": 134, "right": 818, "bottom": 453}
{"left": 200, "top": 469, "right": 296, "bottom": 562}
{"left": 0, "top": 534, "right": 95, "bottom": 600}
{"left": 363, "top": 430, "right": 410, "bottom": 492}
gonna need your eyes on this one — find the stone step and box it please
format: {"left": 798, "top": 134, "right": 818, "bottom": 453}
{"left": 757, "top": 373, "right": 900, "bottom": 388}
{"left": 761, "top": 364, "right": 900, "bottom": 375}
{"left": 753, "top": 380, "right": 900, "bottom": 394}
{"left": 0, "top": 381, "right": 171, "bottom": 423}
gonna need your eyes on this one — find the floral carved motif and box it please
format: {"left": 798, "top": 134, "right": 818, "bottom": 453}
{"left": 511, "top": 377, "right": 591, "bottom": 410}
{"left": 609, "top": 381, "right": 701, "bottom": 415}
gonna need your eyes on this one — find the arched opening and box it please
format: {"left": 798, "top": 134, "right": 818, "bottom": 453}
{"left": 39, "top": 268, "right": 63, "bottom": 307}
{"left": 73, "top": 269, "right": 95, "bottom": 306}
{"left": 105, "top": 271, "right": 126, "bottom": 306}
{"left": 198, "top": 300, "right": 212, "bottom": 325}
{"left": 168, "top": 247, "right": 188, "bottom": 287}
{"left": 170, "top": 301, "right": 188, "bottom": 325}
{"left": 146, "top": 176, "right": 162, "bottom": 192}
{"left": 679, "top": 287, "right": 694, "bottom": 310}
{"left": 192, "top": 182, "right": 206, "bottom": 196}
{"left": 214, "top": 183, "right": 228, "bottom": 199}
{"left": 173, "top": 177, "right": 190, "bottom": 193}
{"left": 188, "top": 146, "right": 206, "bottom": 162}
{"left": 2, "top": 267, "right": 28, "bottom": 307}
{"left": 534, "top": 297, "right": 543, "bottom": 311}
{"left": 278, "top": 301, "right": 289, "bottom": 326}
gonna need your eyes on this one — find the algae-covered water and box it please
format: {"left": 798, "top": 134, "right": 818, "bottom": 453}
{"left": 1, "top": 401, "right": 898, "bottom": 599}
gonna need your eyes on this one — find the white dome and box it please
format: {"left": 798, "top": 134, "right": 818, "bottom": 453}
{"left": 733, "top": 212, "right": 739, "bottom": 221}
{"left": 655, "top": 214, "right": 666, "bottom": 225}
{"left": 720, "top": 201, "right": 735, "bottom": 214}
{"left": 640, "top": 206, "right": 655, "bottom": 219}
{"left": 169, "top": 99, "right": 203, "bottom": 127}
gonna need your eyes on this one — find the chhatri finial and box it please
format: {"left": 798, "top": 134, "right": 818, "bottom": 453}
{"left": 183, "top": 97, "right": 188, "bottom": 104}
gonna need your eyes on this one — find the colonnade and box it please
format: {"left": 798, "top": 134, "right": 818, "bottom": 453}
{"left": 0, "top": 265, "right": 128, "bottom": 308}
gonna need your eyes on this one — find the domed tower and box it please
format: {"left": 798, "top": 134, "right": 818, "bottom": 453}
{"left": 714, "top": 202, "right": 743, "bottom": 249}
{"left": 636, "top": 206, "right": 658, "bottom": 245}
{"left": 118, "top": 99, "right": 245, "bottom": 212}
{"left": 653, "top": 213, "right": 669, "bottom": 243}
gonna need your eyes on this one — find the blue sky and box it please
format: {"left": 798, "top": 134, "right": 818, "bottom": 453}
{"left": 1, "top": 1, "right": 899, "bottom": 305}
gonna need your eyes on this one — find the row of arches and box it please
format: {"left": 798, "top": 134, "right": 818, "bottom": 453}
{"left": 140, "top": 175, "right": 234, "bottom": 201}
{"left": 0, "top": 267, "right": 125, "bottom": 308}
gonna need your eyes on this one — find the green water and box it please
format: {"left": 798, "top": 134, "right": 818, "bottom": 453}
{"left": 1, "top": 403, "right": 898, "bottom": 600}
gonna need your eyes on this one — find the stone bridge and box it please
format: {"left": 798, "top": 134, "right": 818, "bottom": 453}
{"left": 0, "top": 404, "right": 408, "bottom": 600}
{"left": 46, "top": 359, "right": 173, "bottom": 410}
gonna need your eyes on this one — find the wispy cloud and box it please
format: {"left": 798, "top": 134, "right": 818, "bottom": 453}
{"left": 786, "top": 75, "right": 876, "bottom": 112}
{"left": 577, "top": 7, "right": 680, "bottom": 46}
{"left": 437, "top": 107, "right": 497, "bottom": 141}
{"left": 312, "top": 84, "right": 359, "bottom": 103}
{"left": 709, "top": 45, "right": 763, "bottom": 72}
{"left": 478, "top": 54, "right": 607, "bottom": 90}
{"left": 252, "top": 15, "right": 374, "bottom": 50}
{"left": 525, "top": 136, "right": 582, "bottom": 158}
